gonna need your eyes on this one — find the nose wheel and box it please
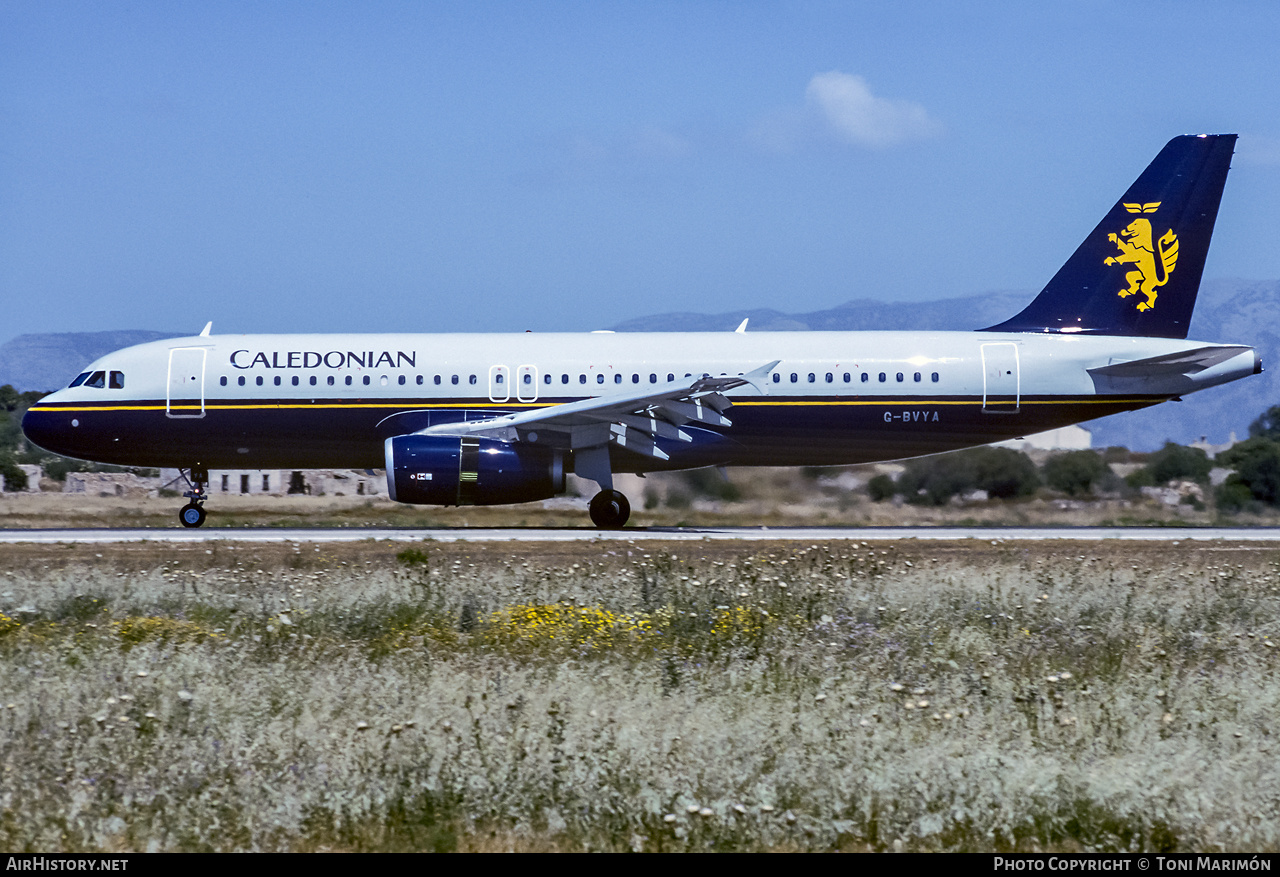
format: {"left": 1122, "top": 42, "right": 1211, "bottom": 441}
{"left": 588, "top": 489, "right": 630, "bottom": 528}
{"left": 179, "top": 502, "right": 207, "bottom": 528}
{"left": 177, "top": 467, "right": 209, "bottom": 528}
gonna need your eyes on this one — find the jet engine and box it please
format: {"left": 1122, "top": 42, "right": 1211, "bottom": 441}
{"left": 384, "top": 435, "right": 564, "bottom": 506}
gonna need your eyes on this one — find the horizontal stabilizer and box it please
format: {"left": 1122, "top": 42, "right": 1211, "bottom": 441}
{"left": 1087, "top": 345, "right": 1252, "bottom": 377}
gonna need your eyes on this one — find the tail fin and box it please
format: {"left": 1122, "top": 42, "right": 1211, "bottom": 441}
{"left": 983, "top": 134, "right": 1236, "bottom": 338}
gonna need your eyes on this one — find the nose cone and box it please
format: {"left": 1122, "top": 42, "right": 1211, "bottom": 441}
{"left": 21, "top": 404, "right": 77, "bottom": 458}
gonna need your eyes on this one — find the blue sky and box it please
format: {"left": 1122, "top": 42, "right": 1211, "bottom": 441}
{"left": 3, "top": 1, "right": 1279, "bottom": 342}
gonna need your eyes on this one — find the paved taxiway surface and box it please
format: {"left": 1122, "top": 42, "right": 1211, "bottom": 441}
{"left": 3, "top": 527, "right": 1280, "bottom": 544}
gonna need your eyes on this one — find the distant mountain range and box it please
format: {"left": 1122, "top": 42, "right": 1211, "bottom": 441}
{"left": 0, "top": 331, "right": 182, "bottom": 396}
{"left": 2, "top": 279, "right": 1275, "bottom": 451}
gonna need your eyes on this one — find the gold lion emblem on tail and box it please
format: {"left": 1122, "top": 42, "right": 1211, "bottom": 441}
{"left": 1106, "top": 202, "right": 1178, "bottom": 312}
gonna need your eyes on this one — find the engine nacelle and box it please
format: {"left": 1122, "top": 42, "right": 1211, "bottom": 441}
{"left": 384, "top": 435, "right": 564, "bottom": 506}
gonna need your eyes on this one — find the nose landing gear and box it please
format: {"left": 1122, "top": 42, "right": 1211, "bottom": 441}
{"left": 178, "top": 467, "right": 209, "bottom": 529}
{"left": 588, "top": 489, "right": 630, "bottom": 529}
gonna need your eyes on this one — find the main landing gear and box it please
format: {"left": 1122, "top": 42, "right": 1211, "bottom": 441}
{"left": 588, "top": 489, "right": 630, "bottom": 529}
{"left": 178, "top": 467, "right": 209, "bottom": 529}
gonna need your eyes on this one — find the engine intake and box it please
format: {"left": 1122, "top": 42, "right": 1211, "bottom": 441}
{"left": 385, "top": 435, "right": 564, "bottom": 506}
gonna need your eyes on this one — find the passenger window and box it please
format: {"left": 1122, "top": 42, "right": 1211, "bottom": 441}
{"left": 434, "top": 375, "right": 441, "bottom": 385}
{"left": 237, "top": 376, "right": 246, "bottom": 387}
{"left": 273, "top": 376, "right": 281, "bottom": 387}
{"left": 381, "top": 376, "right": 389, "bottom": 386}
{"left": 292, "top": 376, "right": 299, "bottom": 386}
{"left": 896, "top": 373, "right": 904, "bottom": 382}
{"left": 843, "top": 373, "right": 851, "bottom": 383}
{"left": 524, "top": 374, "right": 532, "bottom": 385}
{"left": 878, "top": 373, "right": 886, "bottom": 383}
{"left": 309, "top": 376, "right": 317, "bottom": 386}
{"left": 326, "top": 376, "right": 334, "bottom": 386}
{"left": 667, "top": 373, "right": 674, "bottom": 382}
{"left": 543, "top": 374, "right": 551, "bottom": 384}
{"left": 86, "top": 371, "right": 106, "bottom": 389}
{"left": 416, "top": 375, "right": 424, "bottom": 385}
{"left": 398, "top": 375, "right": 406, "bottom": 385}
{"left": 790, "top": 373, "right": 798, "bottom": 383}
{"left": 219, "top": 376, "right": 227, "bottom": 387}
{"left": 363, "top": 375, "right": 371, "bottom": 386}
{"left": 772, "top": 374, "right": 780, "bottom": 383}
{"left": 345, "top": 376, "right": 352, "bottom": 386}
{"left": 451, "top": 375, "right": 459, "bottom": 385}
{"left": 469, "top": 375, "right": 477, "bottom": 385}
{"left": 632, "top": 374, "right": 639, "bottom": 384}
{"left": 808, "top": 373, "right": 816, "bottom": 383}
{"left": 913, "top": 372, "right": 921, "bottom": 382}
{"left": 596, "top": 374, "right": 605, "bottom": 384}
{"left": 579, "top": 375, "right": 587, "bottom": 384}
{"left": 614, "top": 374, "right": 621, "bottom": 384}
{"left": 69, "top": 372, "right": 91, "bottom": 388}
{"left": 861, "top": 373, "right": 869, "bottom": 383}
{"left": 258, "top": 376, "right": 265, "bottom": 386}
{"left": 562, "top": 375, "right": 569, "bottom": 384}
{"left": 109, "top": 371, "right": 125, "bottom": 389}
{"left": 932, "top": 372, "right": 939, "bottom": 383}
{"left": 495, "top": 374, "right": 504, "bottom": 384}
{"left": 824, "top": 373, "right": 832, "bottom": 383}
{"left": 650, "top": 374, "right": 657, "bottom": 383}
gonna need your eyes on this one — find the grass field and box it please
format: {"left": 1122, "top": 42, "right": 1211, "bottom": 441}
{"left": 1, "top": 538, "right": 1277, "bottom": 851}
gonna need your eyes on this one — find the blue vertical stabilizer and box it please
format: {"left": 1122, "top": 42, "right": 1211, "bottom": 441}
{"left": 983, "top": 134, "right": 1236, "bottom": 338}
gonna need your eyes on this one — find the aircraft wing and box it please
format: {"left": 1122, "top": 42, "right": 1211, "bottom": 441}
{"left": 1087, "top": 345, "right": 1253, "bottom": 378}
{"left": 422, "top": 360, "right": 779, "bottom": 460}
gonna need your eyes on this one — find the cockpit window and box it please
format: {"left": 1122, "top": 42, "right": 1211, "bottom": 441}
{"left": 69, "top": 372, "right": 91, "bottom": 388}
{"left": 109, "top": 371, "right": 125, "bottom": 389}
{"left": 85, "top": 371, "right": 106, "bottom": 389}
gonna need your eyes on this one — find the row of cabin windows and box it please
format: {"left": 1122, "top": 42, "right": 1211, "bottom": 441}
{"left": 216, "top": 369, "right": 943, "bottom": 390}
{"left": 216, "top": 372, "right": 693, "bottom": 388}
{"left": 772, "top": 371, "right": 939, "bottom": 384}
{"left": 68, "top": 370, "right": 125, "bottom": 389}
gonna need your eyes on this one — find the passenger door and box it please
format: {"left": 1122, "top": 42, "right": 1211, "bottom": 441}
{"left": 166, "top": 348, "right": 207, "bottom": 419}
{"left": 980, "top": 342, "right": 1019, "bottom": 413}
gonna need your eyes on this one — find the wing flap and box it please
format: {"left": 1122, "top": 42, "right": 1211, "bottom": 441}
{"left": 422, "top": 360, "right": 780, "bottom": 457}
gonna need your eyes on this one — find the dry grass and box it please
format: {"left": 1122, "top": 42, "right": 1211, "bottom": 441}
{"left": 1, "top": 539, "right": 1278, "bottom": 852}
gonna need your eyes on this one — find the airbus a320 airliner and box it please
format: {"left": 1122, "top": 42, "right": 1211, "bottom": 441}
{"left": 22, "top": 135, "right": 1259, "bottom": 528}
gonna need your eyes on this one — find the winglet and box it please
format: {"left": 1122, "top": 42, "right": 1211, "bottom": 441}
{"left": 741, "top": 359, "right": 779, "bottom": 395}
{"left": 735, "top": 318, "right": 749, "bottom": 334}
{"left": 199, "top": 322, "right": 213, "bottom": 337}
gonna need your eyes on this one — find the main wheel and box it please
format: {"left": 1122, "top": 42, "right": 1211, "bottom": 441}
{"left": 588, "top": 489, "right": 630, "bottom": 528}
{"left": 179, "top": 503, "right": 207, "bottom": 529}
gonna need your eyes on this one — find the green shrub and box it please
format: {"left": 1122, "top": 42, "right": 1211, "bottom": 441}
{"left": 0, "top": 457, "right": 26, "bottom": 492}
{"left": 897, "top": 446, "right": 1039, "bottom": 505}
{"left": 1217, "top": 437, "right": 1280, "bottom": 507}
{"left": 1043, "top": 450, "right": 1108, "bottom": 496}
{"left": 1146, "top": 443, "right": 1212, "bottom": 485}
{"left": 866, "top": 474, "right": 896, "bottom": 502}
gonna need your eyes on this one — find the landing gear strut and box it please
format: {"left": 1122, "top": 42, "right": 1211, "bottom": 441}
{"left": 178, "top": 467, "right": 209, "bottom": 529}
{"left": 588, "top": 489, "right": 630, "bottom": 529}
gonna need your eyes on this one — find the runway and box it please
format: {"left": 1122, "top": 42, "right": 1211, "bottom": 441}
{"left": 3, "top": 526, "right": 1280, "bottom": 544}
